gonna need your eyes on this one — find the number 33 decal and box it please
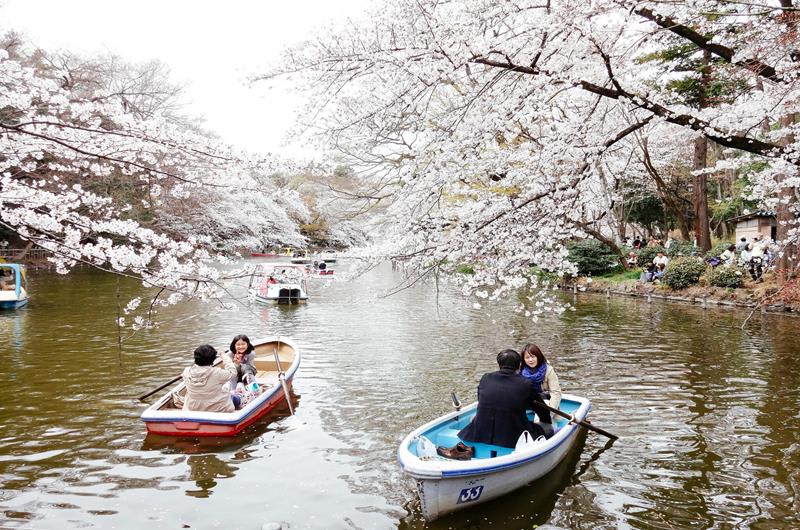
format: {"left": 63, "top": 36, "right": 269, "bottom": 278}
{"left": 457, "top": 485, "right": 484, "bottom": 504}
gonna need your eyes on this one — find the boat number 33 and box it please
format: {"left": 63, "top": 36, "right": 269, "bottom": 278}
{"left": 457, "top": 485, "right": 484, "bottom": 504}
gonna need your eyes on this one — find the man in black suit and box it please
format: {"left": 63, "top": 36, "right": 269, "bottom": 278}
{"left": 439, "top": 350, "right": 550, "bottom": 459}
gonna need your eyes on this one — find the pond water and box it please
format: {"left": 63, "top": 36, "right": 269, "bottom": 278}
{"left": 0, "top": 261, "right": 798, "bottom": 529}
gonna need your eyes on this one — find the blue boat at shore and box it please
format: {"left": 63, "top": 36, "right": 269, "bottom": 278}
{"left": 0, "top": 263, "right": 29, "bottom": 309}
{"left": 397, "top": 394, "right": 591, "bottom": 521}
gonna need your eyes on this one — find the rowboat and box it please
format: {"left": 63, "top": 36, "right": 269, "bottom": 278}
{"left": 249, "top": 263, "right": 309, "bottom": 304}
{"left": 140, "top": 336, "right": 300, "bottom": 436}
{"left": 0, "top": 263, "right": 29, "bottom": 309}
{"left": 397, "top": 393, "right": 591, "bottom": 521}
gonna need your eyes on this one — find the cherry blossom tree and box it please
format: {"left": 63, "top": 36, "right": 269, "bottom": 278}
{"left": 1, "top": 36, "right": 306, "bottom": 326}
{"left": 261, "top": 0, "right": 799, "bottom": 313}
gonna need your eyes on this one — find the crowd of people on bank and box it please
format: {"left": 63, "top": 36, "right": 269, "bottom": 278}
{"left": 626, "top": 233, "right": 777, "bottom": 283}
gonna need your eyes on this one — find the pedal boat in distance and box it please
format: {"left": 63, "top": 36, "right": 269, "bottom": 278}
{"left": 250, "top": 264, "right": 309, "bottom": 304}
{"left": 397, "top": 394, "right": 591, "bottom": 521}
{"left": 0, "top": 263, "right": 29, "bottom": 309}
{"left": 140, "top": 336, "right": 300, "bottom": 436}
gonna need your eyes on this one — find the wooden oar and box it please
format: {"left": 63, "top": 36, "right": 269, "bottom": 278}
{"left": 540, "top": 402, "right": 618, "bottom": 440}
{"left": 138, "top": 375, "right": 182, "bottom": 401}
{"left": 273, "top": 344, "right": 295, "bottom": 415}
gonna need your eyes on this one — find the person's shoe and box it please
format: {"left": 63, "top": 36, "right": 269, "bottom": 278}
{"left": 436, "top": 443, "right": 474, "bottom": 460}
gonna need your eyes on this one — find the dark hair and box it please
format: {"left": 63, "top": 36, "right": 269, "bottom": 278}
{"left": 496, "top": 349, "right": 521, "bottom": 370}
{"left": 727, "top": 244, "right": 736, "bottom": 251}
{"left": 229, "top": 334, "right": 254, "bottom": 356}
{"left": 194, "top": 344, "right": 218, "bottom": 366}
{"left": 520, "top": 343, "right": 547, "bottom": 369}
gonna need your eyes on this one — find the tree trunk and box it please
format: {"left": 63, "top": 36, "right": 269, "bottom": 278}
{"left": 693, "top": 50, "right": 712, "bottom": 252}
{"left": 775, "top": 2, "right": 798, "bottom": 281}
{"left": 641, "top": 138, "right": 693, "bottom": 240}
{"left": 776, "top": 113, "right": 798, "bottom": 281}
{"left": 582, "top": 224, "right": 629, "bottom": 270}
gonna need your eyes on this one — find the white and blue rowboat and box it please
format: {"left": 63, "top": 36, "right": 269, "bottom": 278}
{"left": 397, "top": 394, "right": 591, "bottom": 521}
{"left": 0, "top": 263, "right": 29, "bottom": 309}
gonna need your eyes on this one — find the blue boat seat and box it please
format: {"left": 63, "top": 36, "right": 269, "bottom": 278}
{"left": 434, "top": 428, "right": 461, "bottom": 448}
{"left": 433, "top": 428, "right": 517, "bottom": 459}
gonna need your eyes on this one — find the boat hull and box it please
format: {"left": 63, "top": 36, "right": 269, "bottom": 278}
{"left": 254, "top": 293, "right": 308, "bottom": 304}
{"left": 0, "top": 296, "right": 28, "bottom": 309}
{"left": 398, "top": 394, "right": 591, "bottom": 521}
{"left": 140, "top": 337, "right": 300, "bottom": 437}
{"left": 143, "top": 378, "right": 294, "bottom": 436}
{"left": 414, "top": 425, "right": 579, "bottom": 520}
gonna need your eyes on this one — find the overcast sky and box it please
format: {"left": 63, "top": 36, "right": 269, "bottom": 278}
{"left": 1, "top": 0, "right": 373, "bottom": 156}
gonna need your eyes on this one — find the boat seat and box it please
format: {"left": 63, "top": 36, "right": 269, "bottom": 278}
{"left": 435, "top": 428, "right": 462, "bottom": 448}
{"left": 433, "top": 428, "right": 515, "bottom": 459}
{"left": 253, "top": 354, "right": 294, "bottom": 372}
{"left": 242, "top": 367, "right": 286, "bottom": 385}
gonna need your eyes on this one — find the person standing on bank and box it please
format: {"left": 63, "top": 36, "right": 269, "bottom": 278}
{"left": 520, "top": 343, "right": 562, "bottom": 427}
{"left": 438, "top": 350, "right": 550, "bottom": 459}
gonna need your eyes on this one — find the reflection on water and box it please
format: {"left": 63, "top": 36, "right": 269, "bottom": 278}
{"left": 0, "top": 263, "right": 799, "bottom": 529}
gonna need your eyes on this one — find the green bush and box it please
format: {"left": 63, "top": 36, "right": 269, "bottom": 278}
{"left": 567, "top": 239, "right": 618, "bottom": 276}
{"left": 666, "top": 240, "right": 695, "bottom": 258}
{"left": 636, "top": 245, "right": 666, "bottom": 266}
{"left": 456, "top": 263, "right": 475, "bottom": 274}
{"left": 708, "top": 265, "right": 745, "bottom": 288}
{"left": 706, "top": 241, "right": 735, "bottom": 259}
{"left": 663, "top": 257, "right": 707, "bottom": 289}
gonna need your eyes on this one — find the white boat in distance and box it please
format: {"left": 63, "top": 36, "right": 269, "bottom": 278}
{"left": 249, "top": 263, "right": 309, "bottom": 304}
{"left": 397, "top": 394, "right": 591, "bottom": 521}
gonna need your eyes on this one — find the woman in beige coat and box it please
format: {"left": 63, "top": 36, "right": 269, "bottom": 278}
{"left": 182, "top": 344, "right": 239, "bottom": 412}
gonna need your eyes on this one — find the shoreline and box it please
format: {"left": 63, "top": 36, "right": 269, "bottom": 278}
{"left": 563, "top": 280, "right": 798, "bottom": 316}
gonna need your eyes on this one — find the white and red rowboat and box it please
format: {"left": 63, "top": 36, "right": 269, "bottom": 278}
{"left": 140, "top": 336, "right": 300, "bottom": 436}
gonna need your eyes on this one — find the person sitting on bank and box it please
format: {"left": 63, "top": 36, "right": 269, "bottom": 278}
{"left": 437, "top": 350, "right": 550, "bottom": 460}
{"left": 719, "top": 244, "right": 736, "bottom": 266}
{"left": 640, "top": 262, "right": 657, "bottom": 282}
{"left": 653, "top": 262, "right": 667, "bottom": 281}
{"left": 626, "top": 252, "right": 637, "bottom": 267}
{"left": 229, "top": 334, "right": 258, "bottom": 389}
{"left": 653, "top": 251, "right": 669, "bottom": 268}
{"left": 182, "top": 344, "right": 240, "bottom": 412}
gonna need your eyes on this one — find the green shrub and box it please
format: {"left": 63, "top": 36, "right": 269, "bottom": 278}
{"left": 456, "top": 263, "right": 475, "bottom": 274}
{"left": 567, "top": 239, "right": 618, "bottom": 276}
{"left": 706, "top": 241, "right": 735, "bottom": 259}
{"left": 636, "top": 245, "right": 666, "bottom": 267}
{"left": 663, "top": 257, "right": 707, "bottom": 289}
{"left": 666, "top": 240, "right": 695, "bottom": 258}
{"left": 708, "top": 265, "right": 745, "bottom": 288}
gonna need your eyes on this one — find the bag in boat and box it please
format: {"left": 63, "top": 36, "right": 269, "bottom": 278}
{"left": 416, "top": 435, "right": 438, "bottom": 459}
{"left": 234, "top": 382, "right": 261, "bottom": 408}
{"left": 515, "top": 430, "right": 546, "bottom": 451}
